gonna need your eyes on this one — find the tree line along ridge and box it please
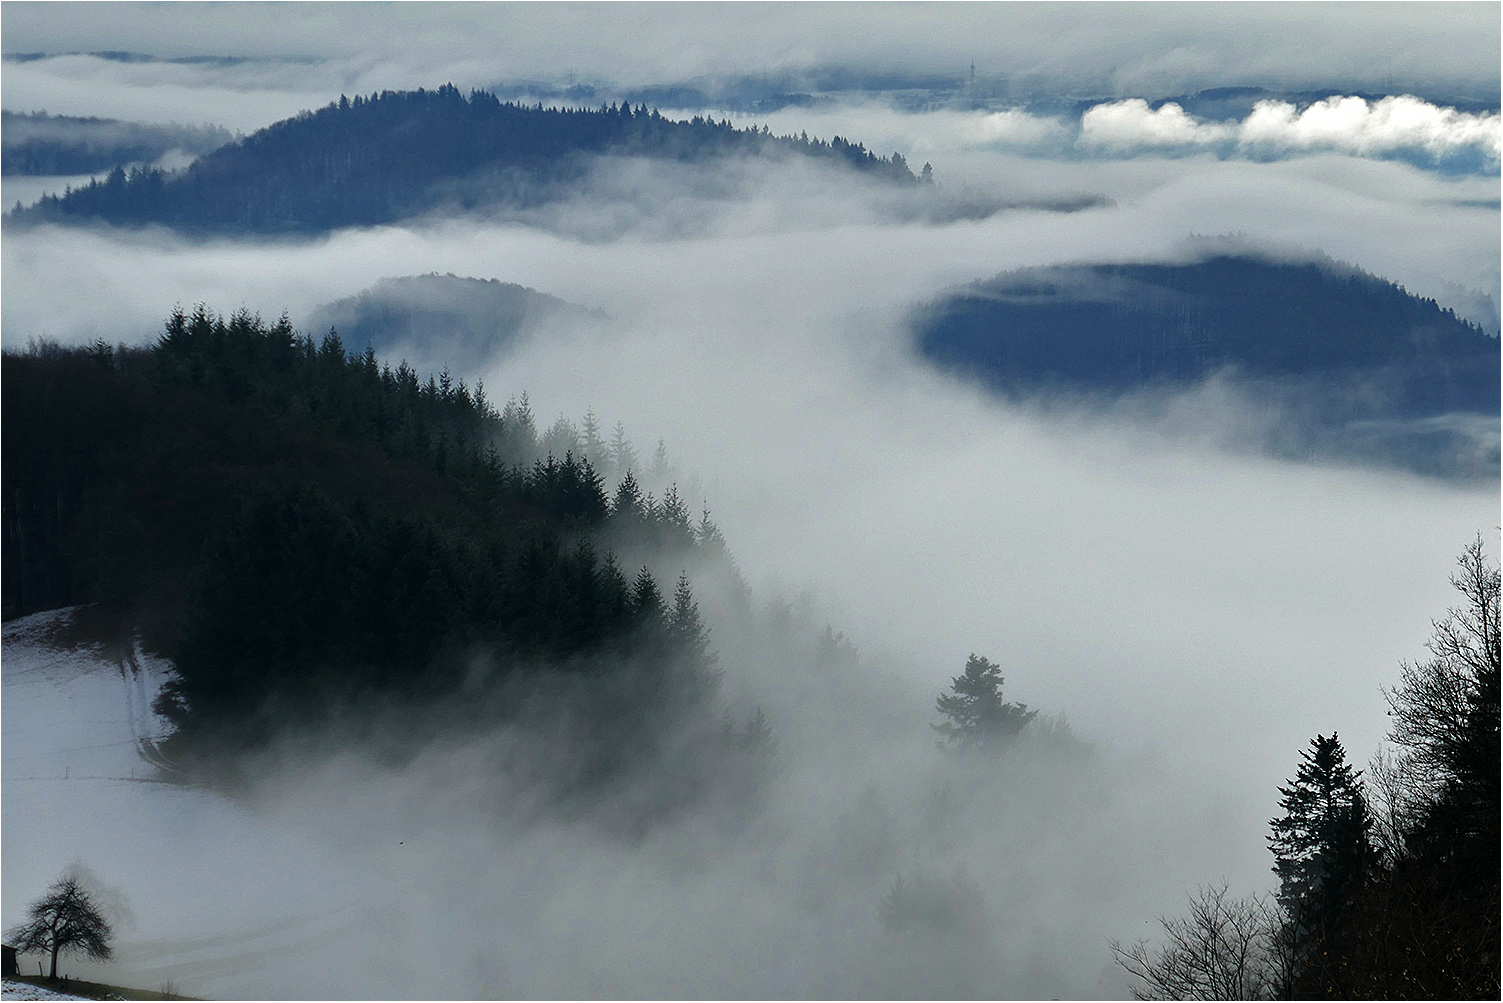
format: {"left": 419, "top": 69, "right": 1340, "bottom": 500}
{"left": 6, "top": 85, "right": 925, "bottom": 233}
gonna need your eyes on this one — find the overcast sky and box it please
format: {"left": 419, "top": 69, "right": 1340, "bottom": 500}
{"left": 4, "top": 2, "right": 1499, "bottom": 103}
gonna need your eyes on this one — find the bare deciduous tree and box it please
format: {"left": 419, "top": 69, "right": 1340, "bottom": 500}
{"left": 5, "top": 872, "right": 114, "bottom": 980}
{"left": 1110, "top": 882, "right": 1290, "bottom": 1000}
{"left": 1370, "top": 534, "right": 1499, "bottom": 854}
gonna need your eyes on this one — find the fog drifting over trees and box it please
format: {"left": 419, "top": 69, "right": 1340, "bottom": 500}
{"left": 1, "top": 4, "right": 1497, "bottom": 999}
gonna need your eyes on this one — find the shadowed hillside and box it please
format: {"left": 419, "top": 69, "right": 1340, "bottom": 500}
{"left": 6, "top": 85, "right": 918, "bottom": 233}
{"left": 916, "top": 254, "right": 1501, "bottom": 477}
{"left": 305, "top": 274, "right": 605, "bottom": 373}
{"left": 2, "top": 310, "right": 736, "bottom": 797}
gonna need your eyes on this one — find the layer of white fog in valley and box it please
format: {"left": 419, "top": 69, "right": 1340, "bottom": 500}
{"left": 3, "top": 4, "right": 1498, "bottom": 999}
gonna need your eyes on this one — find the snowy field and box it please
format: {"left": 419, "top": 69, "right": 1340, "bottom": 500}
{"left": 1, "top": 978, "right": 97, "bottom": 1001}
{"left": 1, "top": 611, "right": 376, "bottom": 999}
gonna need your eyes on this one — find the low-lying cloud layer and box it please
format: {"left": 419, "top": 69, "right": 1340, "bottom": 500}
{"left": 2, "top": 9, "right": 1497, "bottom": 997}
{"left": 5, "top": 124, "right": 1495, "bottom": 338}
{"left": 712, "top": 93, "right": 1501, "bottom": 172}
{"left": 1081, "top": 94, "right": 1501, "bottom": 163}
{"left": 7, "top": 46, "right": 1496, "bottom": 174}
{"left": 4, "top": 3, "right": 1499, "bottom": 100}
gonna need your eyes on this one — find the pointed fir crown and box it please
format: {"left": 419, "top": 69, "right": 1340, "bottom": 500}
{"left": 630, "top": 566, "right": 662, "bottom": 616}
{"left": 668, "top": 571, "right": 706, "bottom": 643}
{"left": 612, "top": 469, "right": 645, "bottom": 519}
{"left": 1268, "top": 732, "right": 1372, "bottom": 870}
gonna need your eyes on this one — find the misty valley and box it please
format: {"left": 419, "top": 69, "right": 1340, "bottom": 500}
{"left": 2, "top": 14, "right": 1500, "bottom": 1002}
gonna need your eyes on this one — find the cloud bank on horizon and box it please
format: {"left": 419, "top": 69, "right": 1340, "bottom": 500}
{"left": 1080, "top": 95, "right": 1501, "bottom": 164}
{"left": 1, "top": 2, "right": 1496, "bottom": 328}
{"left": 2, "top": 2, "right": 1499, "bottom": 98}
{"left": 3, "top": 3, "right": 1500, "bottom": 136}
{"left": 704, "top": 93, "right": 1500, "bottom": 173}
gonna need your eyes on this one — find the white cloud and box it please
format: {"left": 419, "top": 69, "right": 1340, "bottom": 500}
{"left": 1, "top": 53, "right": 347, "bottom": 133}
{"left": 1241, "top": 94, "right": 1502, "bottom": 159}
{"left": 1077, "top": 94, "right": 1502, "bottom": 164}
{"left": 967, "top": 108, "right": 1069, "bottom": 148}
{"left": 1079, "top": 98, "right": 1235, "bottom": 149}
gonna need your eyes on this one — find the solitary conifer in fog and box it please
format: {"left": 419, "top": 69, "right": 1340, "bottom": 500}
{"left": 658, "top": 483, "right": 694, "bottom": 548}
{"left": 650, "top": 438, "right": 670, "bottom": 483}
{"left": 668, "top": 571, "right": 711, "bottom": 668}
{"left": 696, "top": 506, "right": 726, "bottom": 552}
{"left": 631, "top": 566, "right": 663, "bottom": 619}
{"left": 1269, "top": 734, "right": 1373, "bottom": 923}
{"left": 1267, "top": 733, "right": 1373, "bottom": 995}
{"left": 581, "top": 408, "right": 610, "bottom": 473}
{"left": 933, "top": 654, "right": 1036, "bottom": 750}
{"left": 612, "top": 469, "right": 647, "bottom": 523}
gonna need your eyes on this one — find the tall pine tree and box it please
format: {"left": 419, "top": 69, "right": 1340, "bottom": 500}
{"left": 1268, "top": 732, "right": 1373, "bottom": 993}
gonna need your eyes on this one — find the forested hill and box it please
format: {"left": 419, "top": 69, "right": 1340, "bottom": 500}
{"left": 919, "top": 255, "right": 1497, "bottom": 398}
{"left": 916, "top": 255, "right": 1500, "bottom": 476}
{"left": 306, "top": 274, "right": 604, "bottom": 374}
{"left": 6, "top": 85, "right": 919, "bottom": 233}
{"left": 3, "top": 309, "right": 737, "bottom": 783}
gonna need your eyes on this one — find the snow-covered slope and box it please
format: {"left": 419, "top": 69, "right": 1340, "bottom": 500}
{"left": 1, "top": 978, "right": 97, "bottom": 1000}
{"left": 1, "top": 610, "right": 381, "bottom": 999}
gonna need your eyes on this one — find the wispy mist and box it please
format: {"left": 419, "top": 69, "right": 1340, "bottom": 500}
{"left": 2, "top": 7, "right": 1497, "bottom": 998}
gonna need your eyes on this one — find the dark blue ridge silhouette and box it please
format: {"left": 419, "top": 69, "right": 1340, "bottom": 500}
{"left": 915, "top": 254, "right": 1499, "bottom": 477}
{"left": 7, "top": 85, "right": 917, "bottom": 234}
{"left": 918, "top": 255, "right": 1498, "bottom": 413}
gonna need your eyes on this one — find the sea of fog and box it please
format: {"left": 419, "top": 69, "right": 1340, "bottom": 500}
{"left": 1, "top": 93, "right": 1498, "bottom": 999}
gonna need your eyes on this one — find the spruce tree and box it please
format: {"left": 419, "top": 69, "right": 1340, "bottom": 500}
{"left": 611, "top": 470, "right": 647, "bottom": 523}
{"left": 658, "top": 483, "right": 694, "bottom": 549}
{"left": 1268, "top": 732, "right": 1373, "bottom": 990}
{"left": 630, "top": 566, "right": 663, "bottom": 621}
{"left": 661, "top": 570, "right": 717, "bottom": 710}
{"left": 650, "top": 438, "right": 670, "bottom": 483}
{"left": 696, "top": 505, "right": 726, "bottom": 552}
{"left": 581, "top": 408, "right": 610, "bottom": 473}
{"left": 500, "top": 393, "right": 537, "bottom": 463}
{"left": 609, "top": 421, "right": 638, "bottom": 479}
{"left": 932, "top": 654, "right": 1036, "bottom": 751}
{"left": 667, "top": 571, "right": 712, "bottom": 667}
{"left": 541, "top": 414, "right": 580, "bottom": 460}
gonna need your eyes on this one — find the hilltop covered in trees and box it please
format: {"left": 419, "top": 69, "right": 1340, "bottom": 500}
{"left": 3, "top": 308, "right": 741, "bottom": 789}
{"left": 305, "top": 273, "right": 606, "bottom": 375}
{"left": 918, "top": 254, "right": 1497, "bottom": 401}
{"left": 6, "top": 85, "right": 920, "bottom": 233}
{"left": 915, "top": 254, "right": 1501, "bottom": 478}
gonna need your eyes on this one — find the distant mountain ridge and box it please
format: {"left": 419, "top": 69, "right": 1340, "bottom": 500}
{"left": 2, "top": 110, "right": 233, "bottom": 177}
{"left": 916, "top": 253, "right": 1500, "bottom": 477}
{"left": 6, "top": 85, "right": 919, "bottom": 233}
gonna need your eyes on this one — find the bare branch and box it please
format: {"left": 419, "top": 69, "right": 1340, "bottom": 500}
{"left": 1110, "top": 882, "right": 1285, "bottom": 1000}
